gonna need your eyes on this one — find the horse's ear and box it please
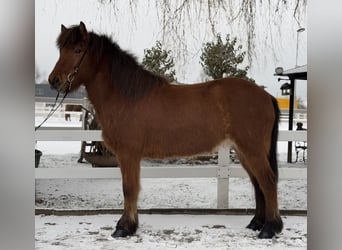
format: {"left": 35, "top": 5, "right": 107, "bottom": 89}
{"left": 61, "top": 24, "right": 67, "bottom": 33}
{"left": 79, "top": 21, "right": 90, "bottom": 42}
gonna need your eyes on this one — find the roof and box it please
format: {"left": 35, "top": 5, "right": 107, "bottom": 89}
{"left": 275, "top": 64, "right": 307, "bottom": 80}
{"left": 283, "top": 65, "right": 307, "bottom": 75}
{"left": 35, "top": 83, "right": 86, "bottom": 98}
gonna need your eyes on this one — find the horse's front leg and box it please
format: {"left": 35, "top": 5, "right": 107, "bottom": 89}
{"left": 112, "top": 155, "right": 141, "bottom": 238}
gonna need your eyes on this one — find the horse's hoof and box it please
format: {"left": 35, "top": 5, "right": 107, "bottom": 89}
{"left": 258, "top": 223, "right": 275, "bottom": 239}
{"left": 247, "top": 221, "right": 263, "bottom": 231}
{"left": 111, "top": 228, "right": 130, "bottom": 238}
{"left": 246, "top": 217, "right": 264, "bottom": 231}
{"left": 258, "top": 229, "right": 275, "bottom": 239}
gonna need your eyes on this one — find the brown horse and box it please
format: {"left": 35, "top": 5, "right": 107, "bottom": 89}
{"left": 48, "top": 22, "right": 283, "bottom": 239}
{"left": 64, "top": 104, "right": 82, "bottom": 121}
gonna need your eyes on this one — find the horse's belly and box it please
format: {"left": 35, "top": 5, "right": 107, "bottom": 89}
{"left": 142, "top": 125, "right": 230, "bottom": 159}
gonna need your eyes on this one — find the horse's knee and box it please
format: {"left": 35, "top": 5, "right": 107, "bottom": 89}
{"left": 123, "top": 181, "right": 140, "bottom": 198}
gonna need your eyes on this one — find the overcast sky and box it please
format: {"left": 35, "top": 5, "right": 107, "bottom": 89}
{"left": 35, "top": 0, "right": 307, "bottom": 100}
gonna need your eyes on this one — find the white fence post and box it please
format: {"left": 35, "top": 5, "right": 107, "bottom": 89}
{"left": 217, "top": 147, "right": 231, "bottom": 209}
{"left": 82, "top": 97, "right": 90, "bottom": 129}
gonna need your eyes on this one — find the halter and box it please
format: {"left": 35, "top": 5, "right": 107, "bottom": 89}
{"left": 65, "top": 46, "right": 88, "bottom": 91}
{"left": 35, "top": 47, "right": 88, "bottom": 131}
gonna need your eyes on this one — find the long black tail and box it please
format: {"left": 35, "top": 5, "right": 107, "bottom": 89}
{"left": 269, "top": 97, "right": 280, "bottom": 181}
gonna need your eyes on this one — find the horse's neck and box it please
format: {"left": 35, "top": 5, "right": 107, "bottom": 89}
{"left": 84, "top": 72, "right": 119, "bottom": 119}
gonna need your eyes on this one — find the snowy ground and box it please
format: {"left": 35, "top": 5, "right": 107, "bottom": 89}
{"left": 35, "top": 117, "right": 307, "bottom": 249}
{"left": 35, "top": 154, "right": 306, "bottom": 211}
{"left": 35, "top": 214, "right": 306, "bottom": 250}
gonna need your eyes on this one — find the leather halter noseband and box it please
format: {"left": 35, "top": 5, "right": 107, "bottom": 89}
{"left": 65, "top": 46, "right": 88, "bottom": 91}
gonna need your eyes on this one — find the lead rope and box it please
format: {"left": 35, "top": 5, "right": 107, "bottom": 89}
{"left": 35, "top": 91, "right": 68, "bottom": 131}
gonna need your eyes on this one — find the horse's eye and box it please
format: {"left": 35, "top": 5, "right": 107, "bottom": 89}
{"left": 74, "top": 48, "right": 82, "bottom": 54}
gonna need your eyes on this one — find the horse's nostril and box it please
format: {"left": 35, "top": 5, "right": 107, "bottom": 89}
{"left": 53, "top": 76, "right": 60, "bottom": 84}
{"left": 49, "top": 76, "right": 60, "bottom": 88}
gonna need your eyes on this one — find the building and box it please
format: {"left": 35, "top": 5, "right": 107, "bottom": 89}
{"left": 276, "top": 97, "right": 299, "bottom": 110}
{"left": 35, "top": 83, "right": 86, "bottom": 99}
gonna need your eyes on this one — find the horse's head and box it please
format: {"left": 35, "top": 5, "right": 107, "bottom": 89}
{"left": 48, "top": 21, "right": 91, "bottom": 93}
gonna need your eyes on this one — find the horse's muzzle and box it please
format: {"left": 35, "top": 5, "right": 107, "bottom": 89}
{"left": 48, "top": 76, "right": 61, "bottom": 90}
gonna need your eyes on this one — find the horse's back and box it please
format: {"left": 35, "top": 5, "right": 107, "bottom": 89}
{"left": 160, "top": 77, "right": 274, "bottom": 124}
{"left": 140, "top": 78, "right": 275, "bottom": 158}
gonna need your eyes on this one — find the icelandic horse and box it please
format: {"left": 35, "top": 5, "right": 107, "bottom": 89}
{"left": 64, "top": 104, "right": 82, "bottom": 121}
{"left": 48, "top": 22, "right": 283, "bottom": 239}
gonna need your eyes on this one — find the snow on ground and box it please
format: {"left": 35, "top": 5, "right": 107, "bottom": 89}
{"left": 35, "top": 154, "right": 307, "bottom": 210}
{"left": 35, "top": 154, "right": 307, "bottom": 249}
{"left": 35, "top": 117, "right": 307, "bottom": 249}
{"left": 35, "top": 214, "right": 306, "bottom": 250}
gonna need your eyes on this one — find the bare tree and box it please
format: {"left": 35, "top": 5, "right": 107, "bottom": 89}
{"left": 102, "top": 0, "right": 307, "bottom": 65}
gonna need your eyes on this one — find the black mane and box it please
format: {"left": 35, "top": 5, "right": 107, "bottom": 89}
{"left": 57, "top": 25, "right": 169, "bottom": 99}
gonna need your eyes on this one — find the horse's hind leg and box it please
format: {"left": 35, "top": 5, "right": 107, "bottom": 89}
{"left": 247, "top": 178, "right": 266, "bottom": 231}
{"left": 112, "top": 154, "right": 141, "bottom": 238}
{"left": 237, "top": 155, "right": 265, "bottom": 231}
{"left": 254, "top": 157, "right": 283, "bottom": 238}
{"left": 239, "top": 153, "right": 283, "bottom": 238}
{"left": 257, "top": 170, "right": 283, "bottom": 238}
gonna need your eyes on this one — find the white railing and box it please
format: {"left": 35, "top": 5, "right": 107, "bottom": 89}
{"left": 280, "top": 109, "right": 307, "bottom": 122}
{"left": 34, "top": 128, "right": 307, "bottom": 209}
{"left": 35, "top": 97, "right": 84, "bottom": 121}
{"left": 35, "top": 97, "right": 307, "bottom": 209}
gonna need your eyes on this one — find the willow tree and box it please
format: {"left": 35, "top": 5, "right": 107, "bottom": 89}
{"left": 102, "top": 0, "right": 307, "bottom": 65}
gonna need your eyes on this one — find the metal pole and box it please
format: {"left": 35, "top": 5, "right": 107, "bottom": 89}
{"left": 296, "top": 32, "right": 299, "bottom": 67}
{"left": 296, "top": 28, "right": 305, "bottom": 67}
{"left": 287, "top": 78, "right": 295, "bottom": 163}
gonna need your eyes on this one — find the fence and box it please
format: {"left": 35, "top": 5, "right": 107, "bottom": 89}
{"left": 35, "top": 97, "right": 84, "bottom": 121}
{"left": 279, "top": 109, "right": 307, "bottom": 123}
{"left": 35, "top": 97, "right": 307, "bottom": 209}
